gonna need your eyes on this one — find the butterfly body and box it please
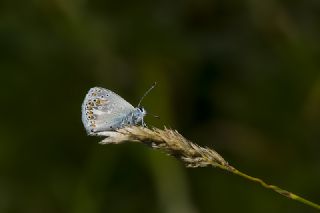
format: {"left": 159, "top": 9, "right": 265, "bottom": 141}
{"left": 82, "top": 87, "right": 146, "bottom": 135}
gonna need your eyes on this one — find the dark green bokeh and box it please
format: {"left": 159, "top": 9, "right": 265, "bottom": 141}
{"left": 1, "top": 1, "right": 319, "bottom": 212}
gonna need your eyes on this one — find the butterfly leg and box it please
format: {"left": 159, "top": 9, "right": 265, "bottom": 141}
{"left": 141, "top": 118, "right": 147, "bottom": 127}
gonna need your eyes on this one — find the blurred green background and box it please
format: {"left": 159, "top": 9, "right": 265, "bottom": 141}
{"left": 1, "top": 0, "right": 320, "bottom": 212}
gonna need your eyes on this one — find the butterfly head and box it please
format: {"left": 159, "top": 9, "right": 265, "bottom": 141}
{"left": 138, "top": 106, "right": 146, "bottom": 114}
{"left": 133, "top": 107, "right": 147, "bottom": 125}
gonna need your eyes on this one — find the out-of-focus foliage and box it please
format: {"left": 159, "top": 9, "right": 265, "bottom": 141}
{"left": 0, "top": 0, "right": 319, "bottom": 212}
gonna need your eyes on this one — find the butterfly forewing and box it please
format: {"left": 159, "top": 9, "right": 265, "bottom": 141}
{"left": 82, "top": 87, "right": 134, "bottom": 134}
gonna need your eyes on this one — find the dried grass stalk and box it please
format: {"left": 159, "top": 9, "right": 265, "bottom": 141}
{"left": 101, "top": 126, "right": 227, "bottom": 168}
{"left": 98, "top": 126, "right": 320, "bottom": 210}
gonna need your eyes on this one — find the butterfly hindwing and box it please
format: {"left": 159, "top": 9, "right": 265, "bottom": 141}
{"left": 81, "top": 87, "right": 134, "bottom": 134}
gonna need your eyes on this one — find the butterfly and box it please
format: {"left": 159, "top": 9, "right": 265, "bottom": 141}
{"left": 81, "top": 83, "right": 156, "bottom": 136}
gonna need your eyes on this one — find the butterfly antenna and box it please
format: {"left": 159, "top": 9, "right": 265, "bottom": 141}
{"left": 138, "top": 82, "right": 157, "bottom": 107}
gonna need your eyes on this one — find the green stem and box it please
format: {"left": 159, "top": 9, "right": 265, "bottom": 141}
{"left": 214, "top": 164, "right": 320, "bottom": 210}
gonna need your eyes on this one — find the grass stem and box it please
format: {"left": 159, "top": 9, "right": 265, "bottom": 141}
{"left": 98, "top": 126, "right": 320, "bottom": 210}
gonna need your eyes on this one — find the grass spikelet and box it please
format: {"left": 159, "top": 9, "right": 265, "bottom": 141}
{"left": 99, "top": 126, "right": 320, "bottom": 210}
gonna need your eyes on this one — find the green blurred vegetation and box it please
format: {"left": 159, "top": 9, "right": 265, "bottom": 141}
{"left": 0, "top": 0, "right": 319, "bottom": 212}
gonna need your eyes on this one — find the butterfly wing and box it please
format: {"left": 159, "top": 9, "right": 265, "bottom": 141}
{"left": 82, "top": 87, "right": 134, "bottom": 134}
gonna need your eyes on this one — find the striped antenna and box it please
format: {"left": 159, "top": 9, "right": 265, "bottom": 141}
{"left": 138, "top": 82, "right": 157, "bottom": 107}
